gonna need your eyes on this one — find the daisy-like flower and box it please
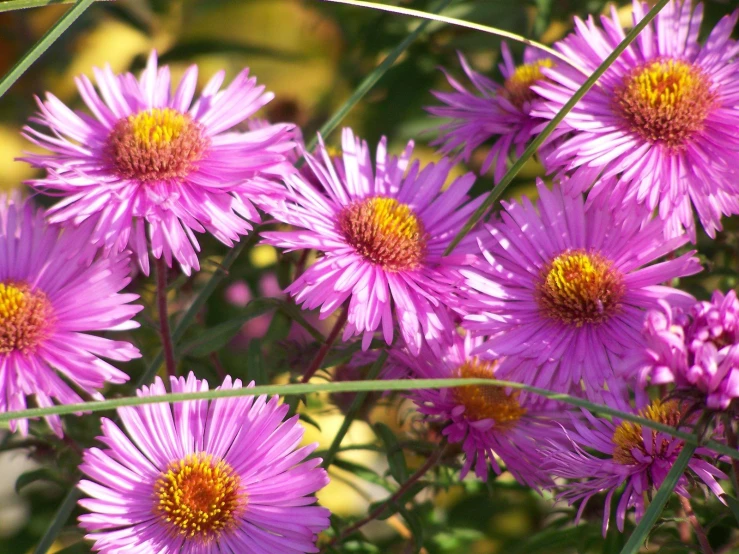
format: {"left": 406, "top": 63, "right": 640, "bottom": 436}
{"left": 625, "top": 290, "right": 739, "bottom": 410}
{"left": 78, "top": 373, "right": 331, "bottom": 553}
{"left": 23, "top": 51, "right": 295, "bottom": 275}
{"left": 461, "top": 181, "right": 701, "bottom": 394}
{"left": 0, "top": 198, "right": 141, "bottom": 436}
{"left": 262, "top": 128, "right": 482, "bottom": 354}
{"left": 393, "top": 332, "right": 562, "bottom": 486}
{"left": 542, "top": 397, "right": 726, "bottom": 534}
{"left": 533, "top": 0, "right": 739, "bottom": 239}
{"left": 428, "top": 43, "right": 555, "bottom": 182}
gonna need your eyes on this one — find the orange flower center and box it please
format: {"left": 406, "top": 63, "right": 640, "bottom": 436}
{"left": 338, "top": 196, "right": 427, "bottom": 271}
{"left": 503, "top": 59, "right": 554, "bottom": 109}
{"left": 106, "top": 108, "right": 210, "bottom": 182}
{"left": 155, "top": 453, "right": 245, "bottom": 542}
{"left": 612, "top": 400, "right": 682, "bottom": 465}
{"left": 0, "top": 281, "right": 54, "bottom": 354}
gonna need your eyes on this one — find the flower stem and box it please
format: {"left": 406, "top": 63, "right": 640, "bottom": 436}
{"left": 323, "top": 443, "right": 447, "bottom": 551}
{"left": 679, "top": 496, "right": 714, "bottom": 554}
{"left": 301, "top": 306, "right": 348, "bottom": 383}
{"left": 155, "top": 256, "right": 177, "bottom": 380}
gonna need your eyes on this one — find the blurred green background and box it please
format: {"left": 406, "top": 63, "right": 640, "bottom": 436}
{"left": 1, "top": 1, "right": 738, "bottom": 553}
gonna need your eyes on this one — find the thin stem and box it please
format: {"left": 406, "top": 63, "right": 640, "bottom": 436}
{"left": 155, "top": 257, "right": 176, "bottom": 380}
{"left": 679, "top": 496, "right": 714, "bottom": 554}
{"left": 323, "top": 444, "right": 447, "bottom": 551}
{"left": 301, "top": 307, "right": 348, "bottom": 383}
{"left": 32, "top": 485, "right": 81, "bottom": 554}
{"left": 321, "top": 350, "right": 389, "bottom": 469}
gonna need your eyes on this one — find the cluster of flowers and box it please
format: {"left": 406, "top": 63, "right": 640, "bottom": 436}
{"left": 0, "top": 0, "right": 737, "bottom": 551}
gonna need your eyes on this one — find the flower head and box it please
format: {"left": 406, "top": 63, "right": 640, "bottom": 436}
{"left": 23, "top": 51, "right": 295, "bottom": 275}
{"left": 262, "top": 128, "right": 482, "bottom": 354}
{"left": 392, "top": 332, "right": 561, "bottom": 486}
{"left": 625, "top": 290, "right": 739, "bottom": 410}
{"left": 78, "top": 373, "right": 330, "bottom": 553}
{"left": 428, "top": 44, "right": 555, "bottom": 182}
{"left": 461, "top": 181, "right": 701, "bottom": 394}
{"left": 0, "top": 198, "right": 141, "bottom": 436}
{"left": 542, "top": 397, "right": 726, "bottom": 534}
{"left": 533, "top": 0, "right": 739, "bottom": 238}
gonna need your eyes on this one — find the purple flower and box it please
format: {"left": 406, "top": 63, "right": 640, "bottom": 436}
{"left": 428, "top": 44, "right": 555, "bottom": 182}
{"left": 23, "top": 51, "right": 295, "bottom": 275}
{"left": 262, "top": 128, "right": 482, "bottom": 355}
{"left": 625, "top": 290, "right": 739, "bottom": 410}
{"left": 533, "top": 0, "right": 739, "bottom": 239}
{"left": 542, "top": 397, "right": 726, "bottom": 534}
{"left": 78, "top": 373, "right": 331, "bottom": 553}
{"left": 461, "top": 181, "right": 701, "bottom": 394}
{"left": 392, "top": 332, "right": 562, "bottom": 487}
{"left": 0, "top": 198, "right": 141, "bottom": 436}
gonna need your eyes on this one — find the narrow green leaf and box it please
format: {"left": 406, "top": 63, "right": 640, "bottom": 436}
{"left": 245, "top": 340, "right": 267, "bottom": 385}
{"left": 724, "top": 495, "right": 739, "bottom": 527}
{"left": 0, "top": 0, "right": 98, "bottom": 13}
{"left": 0, "top": 0, "right": 96, "bottom": 99}
{"left": 444, "top": 0, "right": 671, "bottom": 254}
{"left": 33, "top": 486, "right": 81, "bottom": 554}
{"left": 375, "top": 421, "right": 409, "bottom": 483}
{"left": 619, "top": 444, "right": 697, "bottom": 554}
{"left": 15, "top": 468, "right": 63, "bottom": 494}
{"left": 333, "top": 459, "right": 394, "bottom": 492}
{"left": 305, "top": 0, "right": 454, "bottom": 152}
{"left": 397, "top": 504, "right": 424, "bottom": 552}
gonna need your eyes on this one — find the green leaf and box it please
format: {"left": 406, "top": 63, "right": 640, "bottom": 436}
{"left": 619, "top": 444, "right": 697, "bottom": 554}
{"left": 0, "top": 0, "right": 96, "bottom": 99}
{"left": 32, "top": 487, "right": 81, "bottom": 554}
{"left": 332, "top": 459, "right": 394, "bottom": 491}
{"left": 0, "top": 0, "right": 98, "bottom": 13}
{"left": 15, "top": 468, "right": 64, "bottom": 494}
{"left": 374, "top": 421, "right": 409, "bottom": 483}
{"left": 397, "top": 505, "right": 424, "bottom": 552}
{"left": 245, "top": 340, "right": 268, "bottom": 385}
{"left": 724, "top": 495, "right": 739, "bottom": 527}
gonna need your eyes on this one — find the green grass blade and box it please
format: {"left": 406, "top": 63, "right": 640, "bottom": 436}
{"left": 0, "top": 0, "right": 95, "bottom": 99}
{"left": 0, "top": 0, "right": 99, "bottom": 13}
{"left": 1, "top": 377, "right": 735, "bottom": 461}
{"left": 305, "top": 0, "right": 453, "bottom": 152}
{"left": 443, "top": 0, "right": 671, "bottom": 254}
{"left": 33, "top": 485, "right": 81, "bottom": 554}
{"left": 619, "top": 444, "right": 697, "bottom": 554}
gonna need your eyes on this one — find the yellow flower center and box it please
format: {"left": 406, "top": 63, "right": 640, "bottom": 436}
{"left": 0, "top": 281, "right": 53, "bottom": 354}
{"left": 105, "top": 108, "right": 209, "bottom": 182}
{"left": 155, "top": 453, "right": 244, "bottom": 542}
{"left": 615, "top": 59, "right": 714, "bottom": 150}
{"left": 452, "top": 358, "right": 526, "bottom": 430}
{"left": 612, "top": 400, "right": 682, "bottom": 465}
{"left": 503, "top": 59, "right": 554, "bottom": 109}
{"left": 338, "top": 197, "right": 427, "bottom": 271}
{"left": 536, "top": 249, "right": 625, "bottom": 327}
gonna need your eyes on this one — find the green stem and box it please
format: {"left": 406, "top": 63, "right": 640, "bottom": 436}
{"left": 443, "top": 0, "right": 671, "bottom": 255}
{"left": 33, "top": 485, "right": 80, "bottom": 554}
{"left": 0, "top": 0, "right": 96, "bottom": 99}
{"left": 321, "top": 350, "right": 388, "bottom": 469}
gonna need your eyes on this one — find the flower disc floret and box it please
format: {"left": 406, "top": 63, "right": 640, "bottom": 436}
{"left": 338, "top": 197, "right": 427, "bottom": 271}
{"left": 0, "top": 282, "right": 54, "bottom": 354}
{"left": 155, "top": 453, "right": 244, "bottom": 541}
{"left": 612, "top": 400, "right": 681, "bottom": 465}
{"left": 504, "top": 59, "right": 554, "bottom": 109}
{"left": 106, "top": 108, "right": 210, "bottom": 182}
{"left": 616, "top": 59, "right": 714, "bottom": 150}
{"left": 536, "top": 249, "right": 625, "bottom": 327}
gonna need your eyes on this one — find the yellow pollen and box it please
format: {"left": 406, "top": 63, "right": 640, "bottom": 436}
{"left": 155, "top": 453, "right": 244, "bottom": 542}
{"left": 536, "top": 249, "right": 624, "bottom": 327}
{"left": 612, "top": 400, "right": 682, "bottom": 465}
{"left": 452, "top": 359, "right": 526, "bottom": 430}
{"left": 504, "top": 59, "right": 554, "bottom": 109}
{"left": 616, "top": 58, "right": 714, "bottom": 150}
{"left": 338, "top": 196, "right": 427, "bottom": 271}
{"left": 0, "top": 281, "right": 53, "bottom": 354}
{"left": 105, "top": 107, "right": 209, "bottom": 182}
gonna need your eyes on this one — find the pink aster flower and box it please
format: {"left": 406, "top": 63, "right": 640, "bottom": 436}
{"left": 262, "top": 128, "right": 482, "bottom": 355}
{"left": 428, "top": 44, "right": 555, "bottom": 182}
{"left": 0, "top": 198, "right": 141, "bottom": 436}
{"left": 392, "top": 332, "right": 562, "bottom": 487}
{"left": 533, "top": 0, "right": 739, "bottom": 239}
{"left": 23, "top": 51, "right": 295, "bottom": 275}
{"left": 542, "top": 397, "right": 726, "bottom": 534}
{"left": 625, "top": 290, "right": 739, "bottom": 410}
{"left": 461, "top": 181, "right": 701, "bottom": 394}
{"left": 78, "top": 372, "right": 331, "bottom": 553}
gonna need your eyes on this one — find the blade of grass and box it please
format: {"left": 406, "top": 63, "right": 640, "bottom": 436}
{"left": 619, "top": 444, "right": 697, "bottom": 554}
{"left": 0, "top": 0, "right": 95, "bottom": 99}
{"left": 305, "top": 0, "right": 453, "bottom": 152}
{"left": 2, "top": 376, "right": 736, "bottom": 461}
{"left": 444, "top": 0, "right": 671, "bottom": 254}
{"left": 33, "top": 485, "right": 80, "bottom": 554}
{"left": 323, "top": 0, "right": 582, "bottom": 72}
{"left": 0, "top": 0, "right": 100, "bottom": 12}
